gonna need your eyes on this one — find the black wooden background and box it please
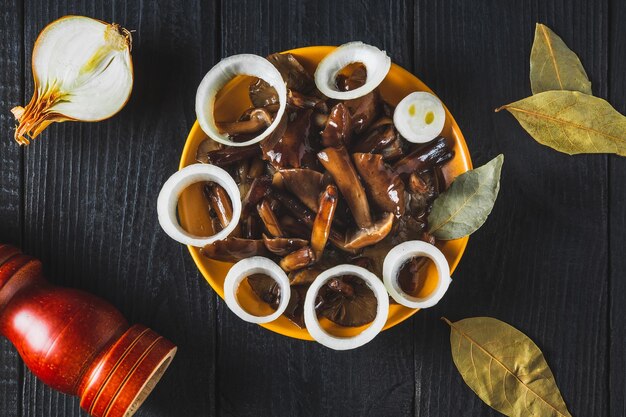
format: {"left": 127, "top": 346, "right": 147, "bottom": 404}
{"left": 0, "top": 0, "right": 623, "bottom": 416}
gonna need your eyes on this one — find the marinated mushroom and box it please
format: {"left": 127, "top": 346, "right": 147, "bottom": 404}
{"left": 393, "top": 136, "right": 453, "bottom": 176}
{"left": 203, "top": 183, "right": 238, "bottom": 235}
{"left": 345, "top": 212, "right": 394, "bottom": 249}
{"left": 216, "top": 108, "right": 273, "bottom": 136}
{"left": 317, "top": 275, "right": 378, "bottom": 327}
{"left": 257, "top": 198, "right": 284, "bottom": 237}
{"left": 321, "top": 103, "right": 352, "bottom": 148}
{"left": 280, "top": 168, "right": 324, "bottom": 212}
{"left": 335, "top": 63, "right": 367, "bottom": 91}
{"left": 203, "top": 144, "right": 261, "bottom": 167}
{"left": 311, "top": 185, "right": 338, "bottom": 259}
{"left": 288, "top": 90, "right": 328, "bottom": 112}
{"left": 318, "top": 146, "right": 372, "bottom": 228}
{"left": 344, "top": 90, "right": 380, "bottom": 135}
{"left": 263, "top": 235, "right": 309, "bottom": 256}
{"left": 289, "top": 267, "right": 323, "bottom": 286}
{"left": 280, "top": 246, "right": 316, "bottom": 272}
{"left": 261, "top": 109, "right": 313, "bottom": 169}
{"left": 242, "top": 176, "right": 272, "bottom": 216}
{"left": 352, "top": 153, "right": 405, "bottom": 216}
{"left": 201, "top": 237, "right": 269, "bottom": 262}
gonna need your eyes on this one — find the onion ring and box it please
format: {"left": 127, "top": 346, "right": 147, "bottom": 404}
{"left": 304, "top": 264, "right": 389, "bottom": 350}
{"left": 382, "top": 240, "right": 451, "bottom": 308}
{"left": 157, "top": 164, "right": 241, "bottom": 247}
{"left": 314, "top": 42, "right": 391, "bottom": 100}
{"left": 223, "top": 257, "right": 291, "bottom": 324}
{"left": 195, "top": 54, "right": 287, "bottom": 147}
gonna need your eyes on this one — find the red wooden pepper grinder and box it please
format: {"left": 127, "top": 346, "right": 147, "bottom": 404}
{"left": 0, "top": 244, "right": 177, "bottom": 417}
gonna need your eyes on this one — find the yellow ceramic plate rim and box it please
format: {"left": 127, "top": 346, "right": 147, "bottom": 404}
{"left": 178, "top": 45, "right": 472, "bottom": 341}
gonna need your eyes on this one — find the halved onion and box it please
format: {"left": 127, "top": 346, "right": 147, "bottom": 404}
{"left": 382, "top": 240, "right": 451, "bottom": 308}
{"left": 314, "top": 42, "right": 391, "bottom": 100}
{"left": 157, "top": 164, "right": 241, "bottom": 247}
{"left": 393, "top": 92, "right": 446, "bottom": 143}
{"left": 195, "top": 54, "right": 287, "bottom": 147}
{"left": 304, "top": 264, "right": 389, "bottom": 350}
{"left": 224, "top": 257, "right": 291, "bottom": 324}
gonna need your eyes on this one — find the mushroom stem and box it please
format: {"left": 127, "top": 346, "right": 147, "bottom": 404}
{"left": 288, "top": 90, "right": 328, "bottom": 112}
{"left": 392, "top": 137, "right": 453, "bottom": 176}
{"left": 311, "top": 185, "right": 338, "bottom": 259}
{"left": 272, "top": 190, "right": 354, "bottom": 253}
{"left": 204, "top": 144, "right": 261, "bottom": 167}
{"left": 204, "top": 183, "right": 238, "bottom": 232}
{"left": 201, "top": 237, "right": 269, "bottom": 262}
{"left": 263, "top": 235, "right": 309, "bottom": 256}
{"left": 280, "top": 246, "right": 316, "bottom": 272}
{"left": 317, "top": 146, "right": 373, "bottom": 228}
{"left": 257, "top": 199, "right": 284, "bottom": 237}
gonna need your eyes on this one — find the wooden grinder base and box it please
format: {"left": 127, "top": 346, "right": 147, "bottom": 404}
{"left": 0, "top": 244, "right": 177, "bottom": 417}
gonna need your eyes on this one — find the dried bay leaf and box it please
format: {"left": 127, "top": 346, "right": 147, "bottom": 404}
{"left": 444, "top": 317, "right": 572, "bottom": 417}
{"left": 428, "top": 155, "right": 503, "bottom": 240}
{"left": 497, "top": 91, "right": 626, "bottom": 155}
{"left": 530, "top": 23, "right": 591, "bottom": 94}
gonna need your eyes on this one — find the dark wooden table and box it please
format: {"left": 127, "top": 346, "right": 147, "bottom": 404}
{"left": 1, "top": 1, "right": 624, "bottom": 416}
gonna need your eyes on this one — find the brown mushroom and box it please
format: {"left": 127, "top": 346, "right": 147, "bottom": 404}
{"left": 280, "top": 217, "right": 310, "bottom": 240}
{"left": 203, "top": 183, "right": 237, "bottom": 231}
{"left": 288, "top": 90, "right": 328, "bottom": 112}
{"left": 279, "top": 246, "right": 316, "bottom": 272}
{"left": 249, "top": 79, "right": 279, "bottom": 108}
{"left": 216, "top": 108, "right": 273, "bottom": 136}
{"left": 397, "top": 257, "right": 428, "bottom": 295}
{"left": 317, "top": 146, "right": 373, "bottom": 228}
{"left": 266, "top": 53, "right": 315, "bottom": 93}
{"left": 311, "top": 185, "right": 338, "bottom": 259}
{"left": 261, "top": 109, "right": 312, "bottom": 169}
{"left": 241, "top": 214, "right": 263, "bottom": 240}
{"left": 201, "top": 237, "right": 269, "bottom": 262}
{"left": 257, "top": 199, "right": 284, "bottom": 237}
{"left": 344, "top": 90, "right": 380, "bottom": 135}
{"left": 344, "top": 212, "right": 394, "bottom": 249}
{"left": 242, "top": 176, "right": 272, "bottom": 216}
{"left": 351, "top": 123, "right": 396, "bottom": 154}
{"left": 321, "top": 103, "right": 352, "bottom": 148}
{"left": 379, "top": 136, "right": 405, "bottom": 161}
{"left": 317, "top": 275, "right": 377, "bottom": 327}
{"left": 272, "top": 190, "right": 354, "bottom": 253}
{"left": 247, "top": 157, "right": 266, "bottom": 180}
{"left": 263, "top": 234, "right": 309, "bottom": 256}
{"left": 202, "top": 144, "right": 261, "bottom": 167}
{"left": 335, "top": 63, "right": 367, "bottom": 91}
{"left": 196, "top": 139, "right": 222, "bottom": 163}
{"left": 352, "top": 153, "right": 405, "bottom": 216}
{"left": 280, "top": 168, "right": 324, "bottom": 212}
{"left": 289, "top": 267, "right": 323, "bottom": 286}
{"left": 392, "top": 136, "right": 453, "bottom": 176}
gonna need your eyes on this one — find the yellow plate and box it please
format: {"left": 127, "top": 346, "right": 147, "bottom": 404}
{"left": 178, "top": 46, "right": 472, "bottom": 341}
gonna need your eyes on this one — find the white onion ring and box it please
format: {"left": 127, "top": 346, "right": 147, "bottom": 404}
{"left": 382, "top": 241, "right": 451, "bottom": 308}
{"left": 223, "top": 257, "right": 291, "bottom": 324}
{"left": 314, "top": 41, "right": 391, "bottom": 100}
{"left": 304, "top": 265, "right": 389, "bottom": 350}
{"left": 195, "top": 54, "right": 287, "bottom": 147}
{"left": 157, "top": 164, "right": 241, "bottom": 247}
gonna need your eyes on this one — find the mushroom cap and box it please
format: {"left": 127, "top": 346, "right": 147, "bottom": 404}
{"left": 317, "top": 275, "right": 378, "bottom": 327}
{"left": 344, "top": 212, "right": 395, "bottom": 250}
